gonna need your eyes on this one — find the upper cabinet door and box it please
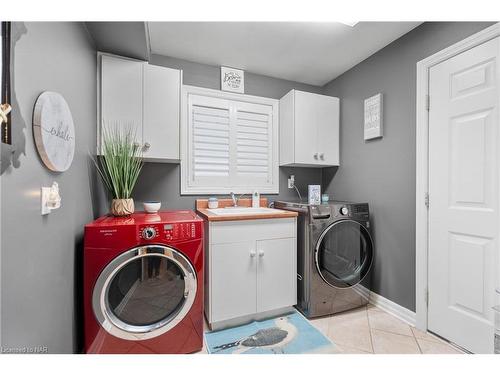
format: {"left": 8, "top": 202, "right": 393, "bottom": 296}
{"left": 316, "top": 95, "right": 339, "bottom": 165}
{"left": 100, "top": 54, "right": 144, "bottom": 147}
{"left": 143, "top": 64, "right": 181, "bottom": 160}
{"left": 294, "top": 90, "right": 321, "bottom": 165}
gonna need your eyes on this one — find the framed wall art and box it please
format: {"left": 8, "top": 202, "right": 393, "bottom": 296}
{"left": 33, "top": 91, "right": 75, "bottom": 172}
{"left": 221, "top": 66, "right": 244, "bottom": 94}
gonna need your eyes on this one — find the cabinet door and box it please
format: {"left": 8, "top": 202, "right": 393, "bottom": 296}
{"left": 256, "top": 238, "right": 296, "bottom": 313}
{"left": 211, "top": 241, "right": 257, "bottom": 322}
{"left": 143, "top": 64, "right": 181, "bottom": 160}
{"left": 294, "top": 91, "right": 320, "bottom": 165}
{"left": 316, "top": 96, "right": 339, "bottom": 166}
{"left": 100, "top": 55, "right": 143, "bottom": 148}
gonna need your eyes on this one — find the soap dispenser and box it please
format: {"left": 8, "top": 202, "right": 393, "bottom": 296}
{"left": 252, "top": 191, "right": 260, "bottom": 208}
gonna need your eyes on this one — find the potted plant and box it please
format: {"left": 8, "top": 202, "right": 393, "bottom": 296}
{"left": 91, "top": 126, "right": 143, "bottom": 216}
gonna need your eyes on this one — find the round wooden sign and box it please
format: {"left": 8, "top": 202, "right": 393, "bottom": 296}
{"left": 33, "top": 91, "right": 75, "bottom": 172}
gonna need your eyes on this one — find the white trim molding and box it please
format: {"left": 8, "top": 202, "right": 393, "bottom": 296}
{"left": 415, "top": 22, "right": 500, "bottom": 331}
{"left": 357, "top": 285, "right": 416, "bottom": 326}
{"left": 369, "top": 291, "right": 416, "bottom": 327}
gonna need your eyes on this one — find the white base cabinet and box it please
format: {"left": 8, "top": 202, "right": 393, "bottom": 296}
{"left": 205, "top": 218, "right": 297, "bottom": 330}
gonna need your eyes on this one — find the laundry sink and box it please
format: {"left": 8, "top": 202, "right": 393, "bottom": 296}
{"left": 207, "top": 207, "right": 284, "bottom": 216}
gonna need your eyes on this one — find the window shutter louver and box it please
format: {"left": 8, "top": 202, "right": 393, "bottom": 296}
{"left": 192, "top": 105, "right": 230, "bottom": 177}
{"left": 236, "top": 109, "right": 271, "bottom": 181}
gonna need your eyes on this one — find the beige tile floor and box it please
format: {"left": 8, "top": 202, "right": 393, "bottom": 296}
{"left": 309, "top": 304, "right": 465, "bottom": 354}
{"left": 199, "top": 304, "right": 465, "bottom": 354}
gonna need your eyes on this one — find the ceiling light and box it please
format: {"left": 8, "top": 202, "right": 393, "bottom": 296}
{"left": 339, "top": 21, "right": 359, "bottom": 27}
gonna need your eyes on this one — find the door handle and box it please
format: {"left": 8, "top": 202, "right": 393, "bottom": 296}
{"left": 250, "top": 250, "right": 256, "bottom": 258}
{"left": 258, "top": 250, "right": 265, "bottom": 257}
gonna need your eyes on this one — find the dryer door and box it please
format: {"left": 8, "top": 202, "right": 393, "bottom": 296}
{"left": 315, "top": 220, "right": 373, "bottom": 289}
{"left": 92, "top": 245, "right": 197, "bottom": 340}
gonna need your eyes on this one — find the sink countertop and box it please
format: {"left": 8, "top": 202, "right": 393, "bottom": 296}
{"left": 196, "top": 198, "right": 298, "bottom": 222}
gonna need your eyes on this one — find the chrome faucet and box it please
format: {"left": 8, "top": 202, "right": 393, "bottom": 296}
{"left": 230, "top": 192, "right": 238, "bottom": 207}
{"left": 229, "top": 192, "right": 247, "bottom": 207}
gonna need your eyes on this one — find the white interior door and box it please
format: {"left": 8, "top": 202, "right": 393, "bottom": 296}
{"left": 428, "top": 36, "right": 499, "bottom": 353}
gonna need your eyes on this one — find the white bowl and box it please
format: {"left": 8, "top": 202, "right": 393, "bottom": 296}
{"left": 143, "top": 201, "right": 161, "bottom": 213}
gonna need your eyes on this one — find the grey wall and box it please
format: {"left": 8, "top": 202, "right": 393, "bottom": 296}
{"left": 95, "top": 54, "right": 325, "bottom": 214}
{"left": 1, "top": 22, "right": 96, "bottom": 353}
{"left": 321, "top": 22, "right": 495, "bottom": 311}
{"left": 85, "top": 22, "right": 149, "bottom": 60}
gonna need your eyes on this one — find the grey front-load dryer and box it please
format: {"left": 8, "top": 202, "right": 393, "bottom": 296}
{"left": 274, "top": 200, "right": 374, "bottom": 318}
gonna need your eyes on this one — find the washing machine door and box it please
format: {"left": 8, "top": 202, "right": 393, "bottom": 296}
{"left": 92, "top": 245, "right": 197, "bottom": 340}
{"left": 315, "top": 219, "right": 373, "bottom": 289}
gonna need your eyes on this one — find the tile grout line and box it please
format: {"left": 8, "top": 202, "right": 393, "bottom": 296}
{"left": 410, "top": 326, "right": 464, "bottom": 351}
{"left": 338, "top": 343, "right": 373, "bottom": 354}
{"left": 370, "top": 327, "right": 419, "bottom": 339}
{"left": 366, "top": 305, "right": 375, "bottom": 353}
{"left": 410, "top": 327, "right": 424, "bottom": 354}
{"left": 368, "top": 305, "right": 422, "bottom": 354}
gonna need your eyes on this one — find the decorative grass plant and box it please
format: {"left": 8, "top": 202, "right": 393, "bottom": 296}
{"left": 91, "top": 124, "right": 143, "bottom": 216}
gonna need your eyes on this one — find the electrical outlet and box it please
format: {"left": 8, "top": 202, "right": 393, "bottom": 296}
{"left": 288, "top": 175, "right": 295, "bottom": 189}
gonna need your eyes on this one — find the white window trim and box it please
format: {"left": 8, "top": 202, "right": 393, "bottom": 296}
{"left": 181, "top": 85, "right": 279, "bottom": 195}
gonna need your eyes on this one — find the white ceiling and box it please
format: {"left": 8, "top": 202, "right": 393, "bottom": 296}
{"left": 148, "top": 22, "right": 421, "bottom": 86}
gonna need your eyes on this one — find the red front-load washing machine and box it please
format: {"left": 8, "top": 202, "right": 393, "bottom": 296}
{"left": 84, "top": 210, "right": 204, "bottom": 354}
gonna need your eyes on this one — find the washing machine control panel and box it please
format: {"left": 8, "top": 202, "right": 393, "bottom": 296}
{"left": 138, "top": 223, "right": 197, "bottom": 241}
{"left": 141, "top": 227, "right": 157, "bottom": 240}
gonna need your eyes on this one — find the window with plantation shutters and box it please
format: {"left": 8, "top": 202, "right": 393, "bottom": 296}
{"left": 181, "top": 86, "right": 279, "bottom": 195}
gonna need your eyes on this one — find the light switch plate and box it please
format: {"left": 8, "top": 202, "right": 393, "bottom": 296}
{"left": 364, "top": 93, "right": 383, "bottom": 140}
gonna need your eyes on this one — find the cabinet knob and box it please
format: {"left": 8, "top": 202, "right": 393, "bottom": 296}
{"left": 258, "top": 250, "right": 265, "bottom": 257}
{"left": 143, "top": 142, "right": 151, "bottom": 150}
{"left": 250, "top": 250, "right": 256, "bottom": 258}
{"left": 319, "top": 153, "right": 324, "bottom": 160}
{"left": 313, "top": 153, "right": 318, "bottom": 159}
{"left": 133, "top": 142, "right": 140, "bottom": 148}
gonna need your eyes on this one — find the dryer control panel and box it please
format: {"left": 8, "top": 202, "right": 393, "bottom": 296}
{"left": 138, "top": 222, "right": 198, "bottom": 242}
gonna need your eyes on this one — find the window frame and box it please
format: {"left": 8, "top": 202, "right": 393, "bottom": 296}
{"left": 181, "top": 85, "right": 279, "bottom": 195}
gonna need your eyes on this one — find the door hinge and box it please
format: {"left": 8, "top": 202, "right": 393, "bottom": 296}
{"left": 425, "top": 192, "right": 429, "bottom": 208}
{"left": 425, "top": 287, "right": 429, "bottom": 307}
{"left": 425, "top": 94, "right": 430, "bottom": 111}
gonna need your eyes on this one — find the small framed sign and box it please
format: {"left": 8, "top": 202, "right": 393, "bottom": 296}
{"left": 221, "top": 66, "right": 244, "bottom": 93}
{"left": 364, "top": 93, "right": 383, "bottom": 141}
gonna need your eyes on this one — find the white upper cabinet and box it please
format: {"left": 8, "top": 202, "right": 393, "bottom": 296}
{"left": 279, "top": 89, "right": 339, "bottom": 167}
{"left": 98, "top": 53, "right": 182, "bottom": 161}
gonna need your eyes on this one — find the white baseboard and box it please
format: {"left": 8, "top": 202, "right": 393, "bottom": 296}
{"left": 357, "top": 285, "right": 416, "bottom": 326}
{"left": 368, "top": 290, "right": 416, "bottom": 327}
